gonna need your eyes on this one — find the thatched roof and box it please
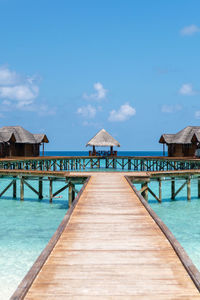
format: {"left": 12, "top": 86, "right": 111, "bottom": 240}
{"left": 0, "top": 132, "right": 16, "bottom": 143}
{"left": 0, "top": 126, "right": 49, "bottom": 144}
{"left": 86, "top": 129, "right": 120, "bottom": 147}
{"left": 159, "top": 126, "right": 200, "bottom": 144}
{"left": 33, "top": 134, "right": 49, "bottom": 143}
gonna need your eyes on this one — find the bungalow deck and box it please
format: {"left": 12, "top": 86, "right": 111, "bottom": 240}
{"left": 11, "top": 172, "right": 200, "bottom": 299}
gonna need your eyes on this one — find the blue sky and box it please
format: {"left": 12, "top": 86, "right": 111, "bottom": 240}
{"left": 0, "top": 0, "right": 200, "bottom": 151}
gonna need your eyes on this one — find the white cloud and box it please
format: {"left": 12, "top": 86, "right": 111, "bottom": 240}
{"left": 77, "top": 104, "right": 96, "bottom": 118}
{"left": 108, "top": 103, "right": 136, "bottom": 122}
{"left": 179, "top": 83, "right": 194, "bottom": 95}
{"left": 180, "top": 25, "right": 200, "bottom": 36}
{"left": 161, "top": 104, "right": 182, "bottom": 113}
{"left": 0, "top": 66, "right": 19, "bottom": 85}
{"left": 83, "top": 82, "right": 107, "bottom": 100}
{"left": 0, "top": 66, "right": 54, "bottom": 116}
{"left": 0, "top": 66, "right": 40, "bottom": 108}
{"left": 0, "top": 84, "right": 38, "bottom": 105}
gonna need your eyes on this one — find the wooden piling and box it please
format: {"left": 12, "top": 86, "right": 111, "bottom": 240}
{"left": 128, "top": 159, "right": 131, "bottom": 170}
{"left": 39, "top": 178, "right": 43, "bottom": 199}
{"left": 13, "top": 176, "right": 17, "bottom": 198}
{"left": 49, "top": 179, "right": 53, "bottom": 203}
{"left": 20, "top": 177, "right": 24, "bottom": 201}
{"left": 198, "top": 177, "right": 200, "bottom": 198}
{"left": 68, "top": 182, "right": 75, "bottom": 207}
{"left": 68, "top": 183, "right": 72, "bottom": 207}
{"left": 141, "top": 182, "right": 148, "bottom": 201}
{"left": 171, "top": 177, "right": 175, "bottom": 200}
{"left": 187, "top": 177, "right": 191, "bottom": 201}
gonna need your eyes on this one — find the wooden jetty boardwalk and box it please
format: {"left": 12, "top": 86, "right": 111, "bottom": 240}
{"left": 12, "top": 172, "right": 200, "bottom": 299}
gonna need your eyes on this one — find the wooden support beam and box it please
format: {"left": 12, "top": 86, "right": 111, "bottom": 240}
{"left": 171, "top": 177, "right": 175, "bottom": 200}
{"left": 141, "top": 182, "right": 148, "bottom": 201}
{"left": 68, "top": 182, "right": 75, "bottom": 207}
{"left": 187, "top": 177, "right": 191, "bottom": 201}
{"left": 128, "top": 159, "right": 131, "bottom": 170}
{"left": 49, "top": 178, "right": 53, "bottom": 203}
{"left": 39, "top": 178, "right": 43, "bottom": 199}
{"left": 139, "top": 184, "right": 148, "bottom": 194}
{"left": 147, "top": 187, "right": 161, "bottom": 203}
{"left": 24, "top": 180, "right": 39, "bottom": 196}
{"left": 198, "top": 177, "right": 200, "bottom": 198}
{"left": 72, "top": 186, "right": 79, "bottom": 194}
{"left": 13, "top": 177, "right": 17, "bottom": 198}
{"left": 53, "top": 184, "right": 69, "bottom": 198}
{"left": 174, "top": 181, "right": 187, "bottom": 198}
{"left": 0, "top": 180, "right": 14, "bottom": 197}
{"left": 20, "top": 177, "right": 24, "bottom": 201}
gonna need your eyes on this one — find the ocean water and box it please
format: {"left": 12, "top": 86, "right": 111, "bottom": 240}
{"left": 0, "top": 178, "right": 82, "bottom": 300}
{"left": 135, "top": 179, "right": 200, "bottom": 270}
{"left": 44, "top": 150, "right": 164, "bottom": 157}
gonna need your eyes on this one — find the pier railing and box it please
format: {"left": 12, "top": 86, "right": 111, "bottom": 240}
{"left": 0, "top": 156, "right": 200, "bottom": 171}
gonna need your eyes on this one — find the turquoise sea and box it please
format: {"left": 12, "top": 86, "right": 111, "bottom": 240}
{"left": 1, "top": 151, "right": 200, "bottom": 299}
{"left": 0, "top": 174, "right": 82, "bottom": 300}
{"left": 44, "top": 150, "right": 164, "bottom": 157}
{"left": 135, "top": 178, "right": 200, "bottom": 270}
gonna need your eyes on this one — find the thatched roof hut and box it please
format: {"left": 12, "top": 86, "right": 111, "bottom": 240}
{"left": 0, "top": 126, "right": 49, "bottom": 157}
{"left": 86, "top": 129, "right": 120, "bottom": 156}
{"left": 159, "top": 126, "right": 200, "bottom": 157}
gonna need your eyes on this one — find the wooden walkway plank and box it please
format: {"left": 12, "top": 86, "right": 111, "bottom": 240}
{"left": 13, "top": 173, "right": 200, "bottom": 299}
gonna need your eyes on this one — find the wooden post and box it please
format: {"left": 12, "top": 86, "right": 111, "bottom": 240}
{"left": 187, "top": 177, "right": 191, "bottom": 201}
{"left": 20, "top": 177, "right": 24, "bottom": 201}
{"left": 171, "top": 177, "right": 175, "bottom": 200}
{"left": 49, "top": 179, "right": 53, "bottom": 203}
{"left": 39, "top": 178, "right": 43, "bottom": 199}
{"left": 68, "top": 182, "right": 75, "bottom": 207}
{"left": 141, "top": 182, "right": 148, "bottom": 201}
{"left": 198, "top": 177, "right": 200, "bottom": 198}
{"left": 128, "top": 159, "right": 131, "bottom": 170}
{"left": 159, "top": 178, "right": 162, "bottom": 202}
{"left": 13, "top": 177, "right": 17, "bottom": 198}
{"left": 110, "top": 146, "right": 113, "bottom": 155}
{"left": 106, "top": 158, "right": 108, "bottom": 168}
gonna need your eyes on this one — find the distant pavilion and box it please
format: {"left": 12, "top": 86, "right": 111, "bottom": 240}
{"left": 86, "top": 129, "right": 120, "bottom": 156}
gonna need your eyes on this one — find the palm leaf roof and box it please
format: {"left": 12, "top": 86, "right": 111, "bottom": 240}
{"left": 0, "top": 126, "right": 49, "bottom": 144}
{"left": 86, "top": 129, "right": 120, "bottom": 147}
{"left": 159, "top": 126, "right": 200, "bottom": 144}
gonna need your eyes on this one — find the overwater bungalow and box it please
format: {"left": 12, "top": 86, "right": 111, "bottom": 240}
{"left": 0, "top": 126, "right": 49, "bottom": 157}
{"left": 86, "top": 129, "right": 120, "bottom": 156}
{"left": 159, "top": 126, "right": 200, "bottom": 157}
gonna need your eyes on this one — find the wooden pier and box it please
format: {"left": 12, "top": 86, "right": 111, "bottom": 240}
{"left": 11, "top": 172, "right": 200, "bottom": 299}
{"left": 130, "top": 170, "right": 200, "bottom": 202}
{"left": 0, "top": 169, "right": 87, "bottom": 205}
{"left": 1, "top": 155, "right": 200, "bottom": 172}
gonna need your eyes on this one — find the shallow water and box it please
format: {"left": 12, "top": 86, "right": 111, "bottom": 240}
{"left": 0, "top": 179, "right": 81, "bottom": 300}
{"left": 2, "top": 172, "right": 200, "bottom": 299}
{"left": 135, "top": 178, "right": 200, "bottom": 270}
